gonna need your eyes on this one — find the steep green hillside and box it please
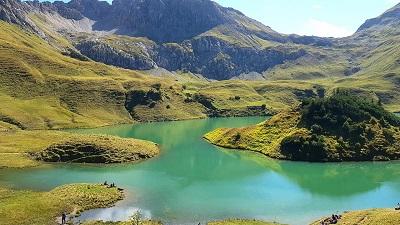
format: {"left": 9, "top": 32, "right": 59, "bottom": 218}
{"left": 205, "top": 92, "right": 400, "bottom": 162}
{"left": 0, "top": 21, "right": 210, "bottom": 129}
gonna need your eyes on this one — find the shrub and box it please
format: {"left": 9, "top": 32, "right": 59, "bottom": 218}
{"left": 151, "top": 83, "right": 161, "bottom": 90}
{"left": 281, "top": 134, "right": 328, "bottom": 162}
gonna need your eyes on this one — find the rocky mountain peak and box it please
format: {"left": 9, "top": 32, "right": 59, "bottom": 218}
{"left": 98, "top": 0, "right": 229, "bottom": 42}
{"left": 0, "top": 0, "right": 29, "bottom": 26}
{"left": 357, "top": 3, "right": 400, "bottom": 32}
{"left": 0, "top": 0, "right": 41, "bottom": 33}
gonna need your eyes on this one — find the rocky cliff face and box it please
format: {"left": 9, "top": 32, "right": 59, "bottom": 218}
{"left": 101, "top": 0, "right": 228, "bottom": 43}
{"left": 73, "top": 34, "right": 309, "bottom": 80}
{"left": 0, "top": 0, "right": 38, "bottom": 32}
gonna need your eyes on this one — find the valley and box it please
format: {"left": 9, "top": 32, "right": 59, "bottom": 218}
{"left": 1, "top": 0, "right": 400, "bottom": 224}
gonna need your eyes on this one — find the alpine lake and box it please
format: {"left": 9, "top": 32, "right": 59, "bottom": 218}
{"left": 1, "top": 116, "right": 400, "bottom": 225}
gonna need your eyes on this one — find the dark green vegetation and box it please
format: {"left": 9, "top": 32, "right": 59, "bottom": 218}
{"left": 0, "top": 184, "right": 123, "bottom": 225}
{"left": 283, "top": 91, "right": 400, "bottom": 161}
{"left": 205, "top": 92, "right": 400, "bottom": 162}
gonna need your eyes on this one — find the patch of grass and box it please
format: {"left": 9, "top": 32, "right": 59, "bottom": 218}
{"left": 0, "top": 184, "right": 123, "bottom": 225}
{"left": 81, "top": 220, "right": 162, "bottom": 225}
{"left": 0, "top": 129, "right": 159, "bottom": 168}
{"left": 207, "top": 219, "right": 285, "bottom": 225}
{"left": 311, "top": 208, "right": 400, "bottom": 225}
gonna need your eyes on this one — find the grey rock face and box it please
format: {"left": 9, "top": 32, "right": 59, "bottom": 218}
{"left": 76, "top": 40, "right": 157, "bottom": 70}
{"left": 75, "top": 35, "right": 308, "bottom": 80}
{"left": 100, "top": 0, "right": 228, "bottom": 43}
{"left": 0, "top": 0, "right": 37, "bottom": 31}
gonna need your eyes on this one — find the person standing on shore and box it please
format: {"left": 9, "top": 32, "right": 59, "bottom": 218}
{"left": 61, "top": 212, "right": 66, "bottom": 224}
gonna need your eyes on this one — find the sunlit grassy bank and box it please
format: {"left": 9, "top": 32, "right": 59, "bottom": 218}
{"left": 0, "top": 184, "right": 123, "bottom": 225}
{"left": 0, "top": 129, "right": 159, "bottom": 168}
{"left": 311, "top": 209, "right": 400, "bottom": 225}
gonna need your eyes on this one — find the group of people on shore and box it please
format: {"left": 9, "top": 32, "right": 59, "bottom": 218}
{"left": 320, "top": 214, "right": 341, "bottom": 225}
{"left": 104, "top": 181, "right": 116, "bottom": 188}
{"left": 321, "top": 203, "right": 400, "bottom": 225}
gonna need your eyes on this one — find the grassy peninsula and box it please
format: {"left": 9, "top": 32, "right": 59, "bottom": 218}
{"left": 205, "top": 91, "right": 400, "bottom": 162}
{"left": 0, "top": 128, "right": 159, "bottom": 169}
{"left": 0, "top": 184, "right": 123, "bottom": 225}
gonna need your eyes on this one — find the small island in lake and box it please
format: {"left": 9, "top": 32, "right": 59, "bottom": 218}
{"left": 205, "top": 91, "right": 400, "bottom": 162}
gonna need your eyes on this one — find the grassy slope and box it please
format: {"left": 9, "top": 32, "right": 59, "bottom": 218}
{"left": 311, "top": 209, "right": 400, "bottom": 225}
{"left": 0, "top": 184, "right": 123, "bottom": 225}
{"left": 0, "top": 128, "right": 159, "bottom": 168}
{"left": 0, "top": 21, "right": 210, "bottom": 129}
{"left": 204, "top": 110, "right": 302, "bottom": 160}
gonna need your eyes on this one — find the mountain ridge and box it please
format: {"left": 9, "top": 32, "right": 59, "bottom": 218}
{"left": 1, "top": 0, "right": 342, "bottom": 79}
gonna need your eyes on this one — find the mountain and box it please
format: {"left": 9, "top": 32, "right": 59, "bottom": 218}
{"left": 0, "top": 0, "right": 339, "bottom": 80}
{"left": 1, "top": 0, "right": 400, "bottom": 81}
{"left": 357, "top": 3, "right": 400, "bottom": 33}
{"left": 0, "top": 0, "right": 38, "bottom": 32}
{"left": 0, "top": 0, "right": 400, "bottom": 131}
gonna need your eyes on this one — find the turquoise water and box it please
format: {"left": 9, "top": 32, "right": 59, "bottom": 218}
{"left": 1, "top": 117, "right": 400, "bottom": 225}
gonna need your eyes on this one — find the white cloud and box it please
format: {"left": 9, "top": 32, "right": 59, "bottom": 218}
{"left": 298, "top": 19, "right": 354, "bottom": 38}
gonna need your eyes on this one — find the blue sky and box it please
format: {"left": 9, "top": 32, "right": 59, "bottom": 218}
{"left": 214, "top": 0, "right": 400, "bottom": 37}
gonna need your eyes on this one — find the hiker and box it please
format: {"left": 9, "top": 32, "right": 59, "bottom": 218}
{"left": 104, "top": 181, "right": 108, "bottom": 186}
{"left": 61, "top": 212, "right": 66, "bottom": 224}
{"left": 330, "top": 214, "right": 337, "bottom": 224}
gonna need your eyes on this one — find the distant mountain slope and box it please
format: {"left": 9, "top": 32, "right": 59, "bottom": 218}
{"left": 0, "top": 0, "right": 341, "bottom": 80}
{"left": 357, "top": 3, "right": 400, "bottom": 33}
